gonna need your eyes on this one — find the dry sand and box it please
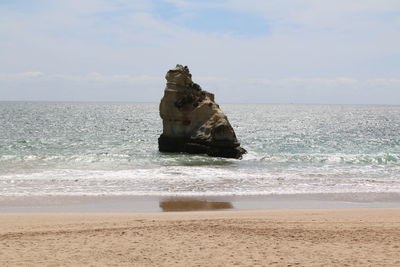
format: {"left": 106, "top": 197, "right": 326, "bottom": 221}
{"left": 1, "top": 208, "right": 400, "bottom": 266}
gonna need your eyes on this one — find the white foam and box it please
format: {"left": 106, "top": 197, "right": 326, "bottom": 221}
{"left": 1, "top": 165, "right": 400, "bottom": 196}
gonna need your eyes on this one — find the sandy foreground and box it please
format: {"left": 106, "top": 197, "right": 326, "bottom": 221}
{"left": 1, "top": 208, "right": 400, "bottom": 266}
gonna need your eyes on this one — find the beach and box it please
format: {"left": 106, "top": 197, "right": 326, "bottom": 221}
{"left": 1, "top": 208, "right": 400, "bottom": 266}
{"left": 3, "top": 0, "right": 400, "bottom": 264}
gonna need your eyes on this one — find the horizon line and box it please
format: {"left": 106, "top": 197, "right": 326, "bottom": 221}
{"left": 0, "top": 100, "right": 399, "bottom": 106}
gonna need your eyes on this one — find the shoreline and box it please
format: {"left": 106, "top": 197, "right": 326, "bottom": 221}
{"left": 2, "top": 192, "right": 400, "bottom": 213}
{"left": 1, "top": 208, "right": 400, "bottom": 266}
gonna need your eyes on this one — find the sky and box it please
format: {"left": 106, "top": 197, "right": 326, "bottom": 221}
{"left": 1, "top": 0, "right": 400, "bottom": 104}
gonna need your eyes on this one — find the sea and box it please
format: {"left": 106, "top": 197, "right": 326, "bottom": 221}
{"left": 1, "top": 102, "right": 400, "bottom": 198}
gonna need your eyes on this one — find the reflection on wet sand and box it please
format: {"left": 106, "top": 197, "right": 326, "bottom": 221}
{"left": 159, "top": 199, "right": 233, "bottom": 212}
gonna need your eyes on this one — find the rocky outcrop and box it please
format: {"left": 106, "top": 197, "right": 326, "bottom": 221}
{"left": 158, "top": 64, "right": 246, "bottom": 159}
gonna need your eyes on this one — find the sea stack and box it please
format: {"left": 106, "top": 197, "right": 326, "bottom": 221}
{"left": 158, "top": 64, "right": 246, "bottom": 159}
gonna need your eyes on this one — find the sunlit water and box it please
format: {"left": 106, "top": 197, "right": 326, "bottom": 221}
{"left": 1, "top": 102, "right": 399, "bottom": 196}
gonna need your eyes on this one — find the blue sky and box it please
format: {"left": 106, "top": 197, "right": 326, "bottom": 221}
{"left": 0, "top": 0, "right": 400, "bottom": 104}
{"left": 153, "top": 1, "right": 269, "bottom": 37}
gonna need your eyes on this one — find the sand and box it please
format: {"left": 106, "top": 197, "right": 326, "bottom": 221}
{"left": 1, "top": 208, "right": 400, "bottom": 266}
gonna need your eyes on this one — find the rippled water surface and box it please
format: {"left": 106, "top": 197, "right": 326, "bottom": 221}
{"left": 1, "top": 102, "right": 399, "bottom": 196}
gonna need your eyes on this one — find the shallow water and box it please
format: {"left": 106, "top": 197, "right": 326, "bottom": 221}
{"left": 0, "top": 102, "right": 399, "bottom": 196}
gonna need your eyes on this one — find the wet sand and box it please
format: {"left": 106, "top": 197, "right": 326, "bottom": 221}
{"left": 1, "top": 208, "right": 400, "bottom": 266}
{"left": 2, "top": 192, "right": 400, "bottom": 213}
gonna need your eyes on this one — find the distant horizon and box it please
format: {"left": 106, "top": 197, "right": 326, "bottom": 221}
{"left": 1, "top": 100, "right": 399, "bottom": 106}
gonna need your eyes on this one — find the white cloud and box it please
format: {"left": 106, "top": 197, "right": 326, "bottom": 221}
{"left": 196, "top": 76, "right": 400, "bottom": 104}
{"left": 1, "top": 72, "right": 399, "bottom": 104}
{"left": 0, "top": 72, "right": 161, "bottom": 83}
{"left": 0, "top": 72, "right": 164, "bottom": 102}
{"left": 0, "top": 72, "right": 45, "bottom": 79}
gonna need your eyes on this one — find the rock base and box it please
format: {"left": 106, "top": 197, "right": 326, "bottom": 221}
{"left": 158, "top": 134, "right": 246, "bottom": 159}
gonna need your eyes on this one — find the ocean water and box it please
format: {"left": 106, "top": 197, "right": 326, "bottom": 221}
{"left": 0, "top": 102, "right": 399, "bottom": 197}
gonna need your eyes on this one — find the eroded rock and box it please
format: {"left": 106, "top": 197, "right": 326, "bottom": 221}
{"left": 158, "top": 64, "right": 246, "bottom": 159}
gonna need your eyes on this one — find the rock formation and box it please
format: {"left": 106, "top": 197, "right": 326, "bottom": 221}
{"left": 158, "top": 64, "right": 246, "bottom": 159}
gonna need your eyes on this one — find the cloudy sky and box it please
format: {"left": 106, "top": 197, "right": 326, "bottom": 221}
{"left": 1, "top": 0, "right": 399, "bottom": 104}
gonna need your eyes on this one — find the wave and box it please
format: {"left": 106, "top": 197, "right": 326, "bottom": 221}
{"left": 257, "top": 153, "right": 400, "bottom": 165}
{"left": 2, "top": 151, "right": 399, "bottom": 166}
{"left": 1, "top": 166, "right": 400, "bottom": 196}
